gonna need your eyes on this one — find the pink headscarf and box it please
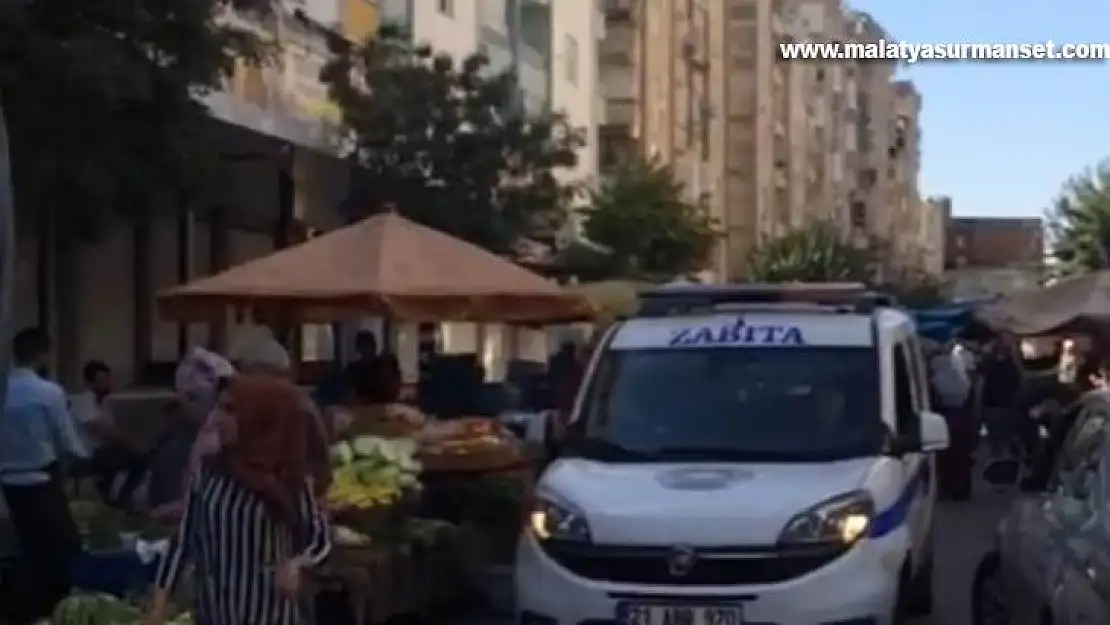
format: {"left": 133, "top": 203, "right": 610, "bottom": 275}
{"left": 150, "top": 348, "right": 235, "bottom": 522}
{"left": 175, "top": 347, "right": 235, "bottom": 408}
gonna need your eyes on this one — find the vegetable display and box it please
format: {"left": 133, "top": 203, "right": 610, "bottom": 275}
{"left": 326, "top": 436, "right": 421, "bottom": 511}
{"left": 51, "top": 593, "right": 192, "bottom": 625}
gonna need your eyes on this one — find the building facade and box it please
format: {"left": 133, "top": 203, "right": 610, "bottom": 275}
{"left": 887, "top": 80, "right": 923, "bottom": 272}
{"left": 772, "top": 0, "right": 851, "bottom": 233}
{"left": 945, "top": 215, "right": 1045, "bottom": 298}
{"left": 599, "top": 0, "right": 728, "bottom": 276}
{"left": 844, "top": 12, "right": 895, "bottom": 246}
{"left": 920, "top": 195, "right": 948, "bottom": 277}
{"left": 379, "top": 0, "right": 603, "bottom": 194}
{"left": 598, "top": 0, "right": 932, "bottom": 281}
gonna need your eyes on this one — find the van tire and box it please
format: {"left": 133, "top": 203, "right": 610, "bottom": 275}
{"left": 905, "top": 552, "right": 932, "bottom": 617}
{"left": 896, "top": 546, "right": 932, "bottom": 617}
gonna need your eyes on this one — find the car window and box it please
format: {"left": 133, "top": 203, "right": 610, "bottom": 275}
{"left": 574, "top": 345, "right": 885, "bottom": 462}
{"left": 1049, "top": 405, "right": 1109, "bottom": 504}
{"left": 904, "top": 336, "right": 928, "bottom": 412}
{"left": 893, "top": 344, "right": 920, "bottom": 441}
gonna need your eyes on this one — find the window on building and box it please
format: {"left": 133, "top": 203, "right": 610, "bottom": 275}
{"left": 850, "top": 201, "right": 866, "bottom": 228}
{"left": 699, "top": 98, "right": 711, "bottom": 161}
{"left": 564, "top": 35, "right": 579, "bottom": 84}
{"left": 859, "top": 167, "right": 877, "bottom": 188}
{"left": 438, "top": 0, "right": 453, "bottom": 17}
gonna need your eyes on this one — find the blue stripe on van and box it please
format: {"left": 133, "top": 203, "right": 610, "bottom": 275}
{"left": 868, "top": 461, "right": 928, "bottom": 539}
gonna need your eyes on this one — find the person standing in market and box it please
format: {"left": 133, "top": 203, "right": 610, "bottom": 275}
{"left": 0, "top": 328, "right": 88, "bottom": 624}
{"left": 70, "top": 360, "right": 149, "bottom": 509}
{"left": 345, "top": 330, "right": 402, "bottom": 404}
{"left": 926, "top": 339, "right": 973, "bottom": 500}
{"left": 145, "top": 372, "right": 332, "bottom": 625}
{"left": 978, "top": 334, "right": 1026, "bottom": 454}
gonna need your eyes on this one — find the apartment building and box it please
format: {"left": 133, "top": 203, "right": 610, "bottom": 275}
{"left": 771, "top": 0, "right": 851, "bottom": 233}
{"left": 599, "top": 0, "right": 729, "bottom": 275}
{"left": 920, "top": 195, "right": 950, "bottom": 277}
{"left": 600, "top": 0, "right": 779, "bottom": 281}
{"left": 887, "top": 80, "right": 924, "bottom": 270}
{"left": 845, "top": 11, "right": 896, "bottom": 244}
{"left": 599, "top": 0, "right": 928, "bottom": 280}
{"left": 379, "top": 0, "right": 602, "bottom": 195}
{"left": 946, "top": 215, "right": 1045, "bottom": 297}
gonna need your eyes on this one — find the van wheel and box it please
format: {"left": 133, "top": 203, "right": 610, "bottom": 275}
{"left": 906, "top": 545, "right": 934, "bottom": 616}
{"left": 896, "top": 546, "right": 934, "bottom": 620}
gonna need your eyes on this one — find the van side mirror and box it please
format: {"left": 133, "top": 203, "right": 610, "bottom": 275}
{"left": 920, "top": 410, "right": 950, "bottom": 452}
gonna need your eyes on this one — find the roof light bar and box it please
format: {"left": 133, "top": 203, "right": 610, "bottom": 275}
{"left": 637, "top": 282, "right": 894, "bottom": 316}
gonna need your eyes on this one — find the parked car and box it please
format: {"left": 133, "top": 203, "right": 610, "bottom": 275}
{"left": 972, "top": 390, "right": 1110, "bottom": 625}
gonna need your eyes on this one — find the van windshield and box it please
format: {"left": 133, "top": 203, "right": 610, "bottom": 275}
{"left": 570, "top": 346, "right": 884, "bottom": 463}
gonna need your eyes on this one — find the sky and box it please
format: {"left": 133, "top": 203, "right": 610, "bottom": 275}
{"left": 848, "top": 0, "right": 1110, "bottom": 218}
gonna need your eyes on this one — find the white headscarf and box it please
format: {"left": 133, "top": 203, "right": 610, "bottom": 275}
{"left": 230, "top": 327, "right": 291, "bottom": 372}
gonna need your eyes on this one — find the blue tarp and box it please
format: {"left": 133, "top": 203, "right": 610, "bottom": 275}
{"left": 911, "top": 304, "right": 981, "bottom": 342}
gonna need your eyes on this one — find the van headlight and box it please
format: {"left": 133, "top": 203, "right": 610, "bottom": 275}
{"left": 777, "top": 491, "right": 874, "bottom": 545}
{"left": 529, "top": 495, "right": 591, "bottom": 542}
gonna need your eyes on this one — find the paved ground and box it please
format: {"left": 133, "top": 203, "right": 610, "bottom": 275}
{"left": 919, "top": 490, "right": 1012, "bottom": 625}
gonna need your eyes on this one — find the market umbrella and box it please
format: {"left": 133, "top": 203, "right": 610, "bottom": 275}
{"left": 158, "top": 213, "right": 596, "bottom": 323}
{"left": 975, "top": 270, "right": 1110, "bottom": 336}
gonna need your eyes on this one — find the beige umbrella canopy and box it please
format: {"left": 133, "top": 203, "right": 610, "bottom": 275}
{"left": 158, "top": 213, "right": 596, "bottom": 323}
{"left": 976, "top": 270, "right": 1110, "bottom": 336}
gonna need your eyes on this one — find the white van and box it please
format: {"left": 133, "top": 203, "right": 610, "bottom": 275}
{"left": 516, "top": 284, "right": 949, "bottom": 625}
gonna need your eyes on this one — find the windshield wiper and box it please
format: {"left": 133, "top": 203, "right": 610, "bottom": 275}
{"left": 563, "top": 438, "right": 658, "bottom": 462}
{"left": 653, "top": 446, "right": 820, "bottom": 462}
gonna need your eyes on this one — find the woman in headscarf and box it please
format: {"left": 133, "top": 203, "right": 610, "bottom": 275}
{"left": 150, "top": 332, "right": 332, "bottom": 522}
{"left": 145, "top": 372, "right": 332, "bottom": 625}
{"left": 147, "top": 347, "right": 235, "bottom": 519}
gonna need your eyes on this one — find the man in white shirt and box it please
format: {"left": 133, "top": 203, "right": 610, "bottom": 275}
{"left": 930, "top": 344, "right": 972, "bottom": 410}
{"left": 71, "top": 360, "right": 147, "bottom": 508}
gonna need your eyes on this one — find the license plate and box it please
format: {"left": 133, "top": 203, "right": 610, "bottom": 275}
{"left": 617, "top": 603, "right": 744, "bottom": 625}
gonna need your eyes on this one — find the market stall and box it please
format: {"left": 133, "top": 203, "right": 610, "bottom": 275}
{"left": 975, "top": 270, "right": 1110, "bottom": 336}
{"left": 157, "top": 212, "right": 594, "bottom": 324}
{"left": 149, "top": 212, "right": 595, "bottom": 623}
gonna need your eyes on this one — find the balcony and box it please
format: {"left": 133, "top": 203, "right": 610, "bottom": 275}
{"left": 599, "top": 125, "right": 638, "bottom": 175}
{"left": 606, "top": 98, "right": 636, "bottom": 127}
{"left": 600, "top": 22, "right": 636, "bottom": 65}
{"left": 601, "top": 63, "right": 635, "bottom": 102}
{"left": 518, "top": 42, "right": 549, "bottom": 114}
{"left": 601, "top": 0, "right": 634, "bottom": 21}
{"left": 378, "top": 0, "right": 413, "bottom": 34}
{"left": 480, "top": 27, "right": 551, "bottom": 114}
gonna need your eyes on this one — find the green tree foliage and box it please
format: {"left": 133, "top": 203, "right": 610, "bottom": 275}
{"left": 581, "top": 157, "right": 718, "bottom": 280}
{"left": 1045, "top": 160, "right": 1110, "bottom": 276}
{"left": 0, "top": 0, "right": 263, "bottom": 236}
{"left": 746, "top": 221, "right": 873, "bottom": 282}
{"left": 322, "top": 26, "right": 584, "bottom": 254}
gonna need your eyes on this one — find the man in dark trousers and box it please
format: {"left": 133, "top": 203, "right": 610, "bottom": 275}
{"left": 0, "top": 328, "right": 88, "bottom": 623}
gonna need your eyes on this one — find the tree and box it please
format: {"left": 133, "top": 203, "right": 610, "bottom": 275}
{"left": 0, "top": 0, "right": 261, "bottom": 381}
{"left": 745, "top": 221, "right": 874, "bottom": 282}
{"left": 1045, "top": 159, "right": 1110, "bottom": 276}
{"left": 322, "top": 26, "right": 584, "bottom": 254}
{"left": 581, "top": 156, "right": 718, "bottom": 280}
{"left": 0, "top": 0, "right": 262, "bottom": 235}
